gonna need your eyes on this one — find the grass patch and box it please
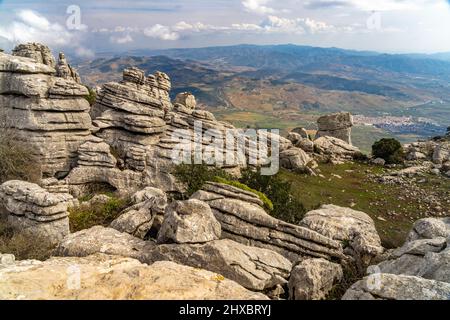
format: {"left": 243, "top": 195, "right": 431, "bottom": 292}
{"left": 279, "top": 162, "right": 450, "bottom": 248}
{"left": 69, "top": 196, "right": 131, "bottom": 232}
{"left": 213, "top": 176, "right": 274, "bottom": 211}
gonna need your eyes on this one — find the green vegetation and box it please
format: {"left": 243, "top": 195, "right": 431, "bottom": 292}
{"left": 84, "top": 86, "right": 97, "bottom": 106}
{"left": 239, "top": 167, "right": 307, "bottom": 224}
{"left": 173, "top": 164, "right": 307, "bottom": 224}
{"left": 372, "top": 138, "right": 405, "bottom": 164}
{"left": 213, "top": 176, "right": 273, "bottom": 211}
{"left": 280, "top": 163, "right": 450, "bottom": 248}
{"left": 0, "top": 115, "right": 41, "bottom": 184}
{"left": 0, "top": 217, "right": 54, "bottom": 261}
{"left": 173, "top": 163, "right": 232, "bottom": 198}
{"left": 69, "top": 196, "right": 131, "bottom": 232}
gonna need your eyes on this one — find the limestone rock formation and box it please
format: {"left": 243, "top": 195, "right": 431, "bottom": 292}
{"left": 55, "top": 52, "right": 81, "bottom": 83}
{"left": 174, "top": 92, "right": 196, "bottom": 109}
{"left": 288, "top": 258, "right": 343, "bottom": 300}
{"left": 301, "top": 204, "right": 383, "bottom": 267}
{"left": 279, "top": 147, "right": 312, "bottom": 172}
{"left": 12, "top": 43, "right": 56, "bottom": 68}
{"left": 407, "top": 217, "right": 450, "bottom": 241}
{"left": 55, "top": 226, "right": 154, "bottom": 259}
{"left": 342, "top": 273, "right": 450, "bottom": 300}
{"left": 157, "top": 199, "right": 221, "bottom": 244}
{"left": 110, "top": 187, "right": 167, "bottom": 238}
{"left": 316, "top": 112, "right": 353, "bottom": 145}
{"left": 191, "top": 182, "right": 344, "bottom": 262}
{"left": 0, "top": 254, "right": 268, "bottom": 300}
{"left": 0, "top": 44, "right": 91, "bottom": 178}
{"left": 144, "top": 239, "right": 292, "bottom": 291}
{"left": 0, "top": 180, "right": 72, "bottom": 244}
{"left": 314, "top": 136, "right": 361, "bottom": 163}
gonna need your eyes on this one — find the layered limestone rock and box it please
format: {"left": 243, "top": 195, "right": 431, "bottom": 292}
{"left": 55, "top": 52, "right": 81, "bottom": 83}
{"left": 55, "top": 226, "right": 155, "bottom": 259}
{"left": 279, "top": 147, "right": 312, "bottom": 172}
{"left": 174, "top": 92, "right": 196, "bottom": 109}
{"left": 110, "top": 187, "right": 167, "bottom": 239}
{"left": 314, "top": 136, "right": 361, "bottom": 163}
{"left": 316, "top": 112, "right": 353, "bottom": 145}
{"left": 144, "top": 239, "right": 292, "bottom": 291}
{"left": 191, "top": 182, "right": 344, "bottom": 262}
{"left": 344, "top": 217, "right": 450, "bottom": 300}
{"left": 301, "top": 205, "right": 383, "bottom": 267}
{"left": 0, "top": 254, "right": 268, "bottom": 300}
{"left": 0, "top": 180, "right": 72, "bottom": 244}
{"left": 12, "top": 43, "right": 56, "bottom": 68}
{"left": 157, "top": 199, "right": 221, "bottom": 244}
{"left": 288, "top": 258, "right": 343, "bottom": 300}
{"left": 403, "top": 140, "right": 450, "bottom": 175}
{"left": 0, "top": 44, "right": 91, "bottom": 178}
{"left": 342, "top": 273, "right": 450, "bottom": 300}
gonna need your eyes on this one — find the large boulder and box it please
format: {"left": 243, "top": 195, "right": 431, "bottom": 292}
{"left": 110, "top": 187, "right": 167, "bottom": 239}
{"left": 342, "top": 273, "right": 450, "bottom": 300}
{"left": 191, "top": 182, "right": 344, "bottom": 262}
{"left": 0, "top": 254, "right": 268, "bottom": 300}
{"left": 0, "top": 180, "right": 72, "bottom": 244}
{"left": 174, "top": 92, "right": 196, "bottom": 109}
{"left": 288, "top": 258, "right": 343, "bottom": 300}
{"left": 301, "top": 205, "right": 383, "bottom": 267}
{"left": 157, "top": 199, "right": 221, "bottom": 244}
{"left": 144, "top": 239, "right": 292, "bottom": 291}
{"left": 55, "top": 226, "right": 154, "bottom": 260}
{"left": 313, "top": 136, "right": 361, "bottom": 163}
{"left": 280, "top": 147, "right": 312, "bottom": 171}
{"left": 316, "top": 112, "right": 353, "bottom": 145}
{"left": 407, "top": 217, "right": 450, "bottom": 242}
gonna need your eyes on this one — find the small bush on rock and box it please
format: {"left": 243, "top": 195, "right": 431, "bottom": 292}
{"left": 173, "top": 164, "right": 231, "bottom": 198}
{"left": 372, "top": 138, "right": 405, "bottom": 164}
{"left": 0, "top": 114, "right": 41, "bottom": 184}
{"left": 239, "top": 167, "right": 307, "bottom": 224}
{"left": 69, "top": 196, "right": 131, "bottom": 232}
{"left": 0, "top": 217, "right": 54, "bottom": 261}
{"left": 213, "top": 176, "right": 273, "bottom": 211}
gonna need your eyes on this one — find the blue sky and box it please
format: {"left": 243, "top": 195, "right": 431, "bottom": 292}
{"left": 1, "top": 0, "right": 450, "bottom": 58}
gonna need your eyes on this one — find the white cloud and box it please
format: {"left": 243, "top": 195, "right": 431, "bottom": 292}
{"left": 0, "top": 10, "right": 73, "bottom": 46}
{"left": 110, "top": 33, "right": 133, "bottom": 44}
{"left": 75, "top": 46, "right": 95, "bottom": 59}
{"left": 242, "top": 0, "right": 276, "bottom": 15}
{"left": 259, "top": 15, "right": 337, "bottom": 34}
{"left": 144, "top": 24, "right": 179, "bottom": 40}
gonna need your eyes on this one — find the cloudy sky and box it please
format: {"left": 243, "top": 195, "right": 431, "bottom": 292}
{"left": 0, "top": 0, "right": 450, "bottom": 58}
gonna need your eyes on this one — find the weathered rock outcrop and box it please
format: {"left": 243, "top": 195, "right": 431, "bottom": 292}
{"left": 191, "top": 182, "right": 344, "bottom": 262}
{"left": 110, "top": 187, "right": 167, "bottom": 239}
{"left": 55, "top": 226, "right": 154, "bottom": 259}
{"left": 343, "top": 217, "right": 450, "bottom": 300}
{"left": 0, "top": 254, "right": 268, "bottom": 300}
{"left": 157, "top": 199, "right": 221, "bottom": 244}
{"left": 144, "top": 239, "right": 292, "bottom": 291}
{"left": 316, "top": 112, "right": 353, "bottom": 145}
{"left": 301, "top": 205, "right": 383, "bottom": 267}
{"left": 342, "top": 273, "right": 450, "bottom": 300}
{"left": 0, "top": 45, "right": 91, "bottom": 178}
{"left": 314, "top": 136, "right": 361, "bottom": 163}
{"left": 55, "top": 52, "right": 81, "bottom": 83}
{"left": 288, "top": 258, "right": 343, "bottom": 300}
{"left": 0, "top": 180, "right": 72, "bottom": 244}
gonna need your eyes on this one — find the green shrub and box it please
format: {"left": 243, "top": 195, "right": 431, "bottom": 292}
{"left": 213, "top": 176, "right": 273, "bottom": 211}
{"left": 84, "top": 86, "right": 97, "bottom": 106}
{"left": 173, "top": 163, "right": 232, "bottom": 198}
{"left": 239, "top": 167, "right": 307, "bottom": 224}
{"left": 0, "top": 217, "right": 54, "bottom": 261}
{"left": 69, "top": 196, "right": 131, "bottom": 232}
{"left": 372, "top": 138, "right": 405, "bottom": 164}
{"left": 0, "top": 118, "right": 41, "bottom": 184}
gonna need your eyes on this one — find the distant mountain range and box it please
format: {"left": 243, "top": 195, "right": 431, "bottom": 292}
{"left": 76, "top": 44, "right": 450, "bottom": 149}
